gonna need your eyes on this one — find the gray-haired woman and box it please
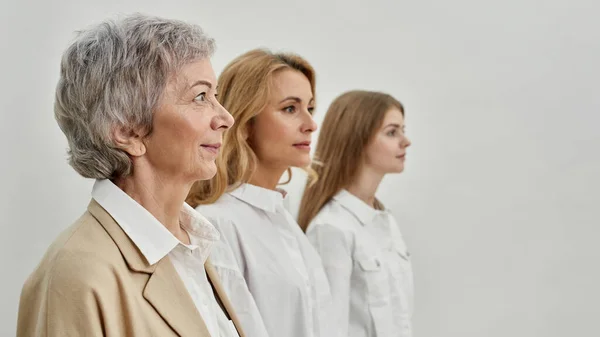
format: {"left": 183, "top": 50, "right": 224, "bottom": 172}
{"left": 16, "top": 14, "right": 248, "bottom": 337}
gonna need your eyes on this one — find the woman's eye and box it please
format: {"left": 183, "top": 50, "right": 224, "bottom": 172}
{"left": 194, "top": 92, "right": 207, "bottom": 102}
{"left": 387, "top": 130, "right": 397, "bottom": 136}
{"left": 308, "top": 107, "right": 315, "bottom": 114}
{"left": 284, "top": 106, "right": 296, "bottom": 113}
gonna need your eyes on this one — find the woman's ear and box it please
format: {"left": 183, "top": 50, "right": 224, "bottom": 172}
{"left": 112, "top": 125, "right": 147, "bottom": 157}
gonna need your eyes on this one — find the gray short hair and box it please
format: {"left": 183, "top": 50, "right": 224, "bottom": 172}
{"left": 55, "top": 13, "right": 215, "bottom": 179}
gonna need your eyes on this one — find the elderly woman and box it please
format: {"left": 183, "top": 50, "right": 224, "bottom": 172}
{"left": 16, "top": 14, "right": 247, "bottom": 337}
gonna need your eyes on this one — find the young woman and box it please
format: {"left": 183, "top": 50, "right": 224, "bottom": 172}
{"left": 298, "top": 90, "right": 414, "bottom": 337}
{"left": 187, "top": 49, "right": 334, "bottom": 337}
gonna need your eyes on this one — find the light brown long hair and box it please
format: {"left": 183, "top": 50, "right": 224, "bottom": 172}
{"left": 186, "top": 48, "right": 316, "bottom": 207}
{"left": 297, "top": 90, "right": 405, "bottom": 231}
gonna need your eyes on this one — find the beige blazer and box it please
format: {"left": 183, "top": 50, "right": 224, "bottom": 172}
{"left": 17, "top": 199, "right": 246, "bottom": 337}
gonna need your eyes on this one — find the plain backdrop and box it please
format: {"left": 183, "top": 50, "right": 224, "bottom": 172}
{"left": 1, "top": 0, "right": 599, "bottom": 336}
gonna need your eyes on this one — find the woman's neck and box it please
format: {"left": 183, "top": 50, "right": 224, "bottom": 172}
{"left": 346, "top": 166, "right": 384, "bottom": 208}
{"left": 249, "top": 161, "right": 288, "bottom": 191}
{"left": 114, "top": 164, "right": 191, "bottom": 244}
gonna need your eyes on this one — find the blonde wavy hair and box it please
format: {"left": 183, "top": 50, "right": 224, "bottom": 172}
{"left": 297, "top": 90, "right": 405, "bottom": 231}
{"left": 187, "top": 48, "right": 316, "bottom": 207}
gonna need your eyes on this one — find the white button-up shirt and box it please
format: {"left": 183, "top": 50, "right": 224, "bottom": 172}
{"left": 196, "top": 183, "right": 335, "bottom": 337}
{"left": 306, "top": 189, "right": 414, "bottom": 337}
{"left": 91, "top": 179, "right": 239, "bottom": 337}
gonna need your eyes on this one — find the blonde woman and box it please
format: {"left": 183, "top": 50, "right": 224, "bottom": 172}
{"left": 298, "top": 90, "right": 414, "bottom": 337}
{"left": 187, "top": 49, "right": 334, "bottom": 337}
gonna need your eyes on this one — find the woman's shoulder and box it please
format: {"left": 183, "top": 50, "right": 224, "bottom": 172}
{"left": 310, "top": 199, "right": 361, "bottom": 231}
{"left": 195, "top": 192, "right": 257, "bottom": 227}
{"left": 22, "top": 211, "right": 126, "bottom": 295}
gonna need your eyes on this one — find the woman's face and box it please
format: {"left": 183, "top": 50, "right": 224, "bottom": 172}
{"left": 249, "top": 69, "right": 317, "bottom": 170}
{"left": 142, "top": 58, "right": 234, "bottom": 183}
{"left": 363, "top": 108, "right": 411, "bottom": 174}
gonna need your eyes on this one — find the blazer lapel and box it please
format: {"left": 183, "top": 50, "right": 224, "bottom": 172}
{"left": 88, "top": 199, "right": 211, "bottom": 337}
{"left": 144, "top": 257, "right": 210, "bottom": 336}
{"left": 205, "top": 259, "right": 246, "bottom": 337}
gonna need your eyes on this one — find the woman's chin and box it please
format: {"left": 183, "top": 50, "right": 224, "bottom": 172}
{"left": 290, "top": 157, "right": 312, "bottom": 169}
{"left": 193, "top": 162, "right": 217, "bottom": 182}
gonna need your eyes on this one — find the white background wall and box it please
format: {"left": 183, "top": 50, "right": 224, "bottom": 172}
{"left": 1, "top": 0, "right": 599, "bottom": 336}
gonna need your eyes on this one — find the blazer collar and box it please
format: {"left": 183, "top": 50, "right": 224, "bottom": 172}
{"left": 88, "top": 199, "right": 245, "bottom": 336}
{"left": 88, "top": 199, "right": 210, "bottom": 335}
{"left": 88, "top": 199, "right": 156, "bottom": 273}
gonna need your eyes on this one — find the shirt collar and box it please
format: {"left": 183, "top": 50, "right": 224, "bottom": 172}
{"left": 91, "top": 179, "right": 220, "bottom": 265}
{"left": 229, "top": 183, "right": 287, "bottom": 213}
{"left": 333, "top": 189, "right": 388, "bottom": 226}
